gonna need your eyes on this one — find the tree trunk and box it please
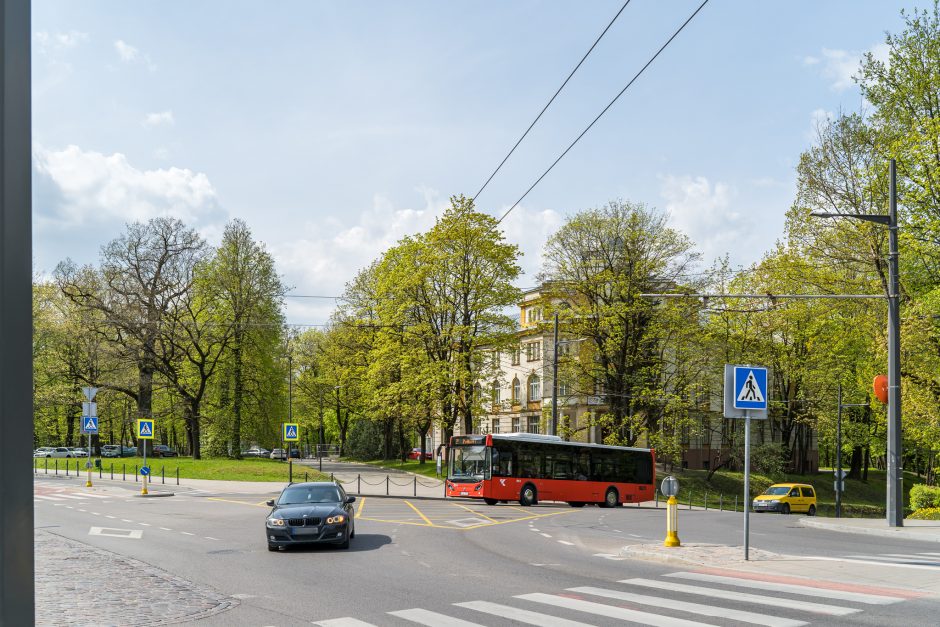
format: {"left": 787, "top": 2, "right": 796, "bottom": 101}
{"left": 186, "top": 401, "right": 202, "bottom": 460}
{"left": 230, "top": 339, "right": 244, "bottom": 458}
{"left": 848, "top": 445, "right": 863, "bottom": 479}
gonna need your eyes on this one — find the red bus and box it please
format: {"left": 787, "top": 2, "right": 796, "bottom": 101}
{"left": 445, "top": 433, "right": 655, "bottom": 507}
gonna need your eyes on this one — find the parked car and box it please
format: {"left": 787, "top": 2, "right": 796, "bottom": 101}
{"left": 152, "top": 445, "right": 179, "bottom": 458}
{"left": 101, "top": 444, "right": 122, "bottom": 458}
{"left": 752, "top": 483, "right": 817, "bottom": 516}
{"left": 265, "top": 481, "right": 356, "bottom": 551}
{"left": 270, "top": 448, "right": 287, "bottom": 460}
{"left": 69, "top": 447, "right": 89, "bottom": 457}
{"left": 122, "top": 446, "right": 138, "bottom": 457}
{"left": 243, "top": 446, "right": 270, "bottom": 458}
{"left": 407, "top": 448, "right": 432, "bottom": 461}
{"left": 289, "top": 448, "right": 301, "bottom": 459}
{"left": 33, "top": 447, "right": 54, "bottom": 457}
{"left": 37, "top": 447, "right": 73, "bottom": 458}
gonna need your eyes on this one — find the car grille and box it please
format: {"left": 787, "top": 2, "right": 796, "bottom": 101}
{"left": 288, "top": 517, "right": 321, "bottom": 527}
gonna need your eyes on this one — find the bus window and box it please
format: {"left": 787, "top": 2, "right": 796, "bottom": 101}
{"left": 518, "top": 451, "right": 541, "bottom": 478}
{"left": 492, "top": 446, "right": 513, "bottom": 477}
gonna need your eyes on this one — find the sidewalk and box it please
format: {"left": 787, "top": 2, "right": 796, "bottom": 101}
{"left": 799, "top": 515, "right": 940, "bottom": 543}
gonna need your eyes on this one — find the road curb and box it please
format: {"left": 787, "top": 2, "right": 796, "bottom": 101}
{"left": 620, "top": 542, "right": 781, "bottom": 568}
{"left": 799, "top": 517, "right": 940, "bottom": 543}
{"left": 133, "top": 492, "right": 175, "bottom": 498}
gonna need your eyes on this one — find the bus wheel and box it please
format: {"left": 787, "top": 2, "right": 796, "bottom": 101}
{"left": 601, "top": 487, "right": 619, "bottom": 508}
{"left": 519, "top": 484, "right": 537, "bottom": 507}
{"left": 483, "top": 498, "right": 498, "bottom": 506}
{"left": 568, "top": 502, "right": 585, "bottom": 508}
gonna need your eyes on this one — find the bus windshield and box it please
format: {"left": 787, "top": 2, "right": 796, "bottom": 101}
{"left": 449, "top": 445, "right": 488, "bottom": 481}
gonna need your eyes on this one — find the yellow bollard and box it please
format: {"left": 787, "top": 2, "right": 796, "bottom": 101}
{"left": 85, "top": 464, "right": 93, "bottom": 488}
{"left": 141, "top": 473, "right": 149, "bottom": 496}
{"left": 664, "top": 495, "right": 680, "bottom": 547}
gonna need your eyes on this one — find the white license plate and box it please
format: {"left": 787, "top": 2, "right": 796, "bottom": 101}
{"left": 460, "top": 491, "right": 468, "bottom": 496}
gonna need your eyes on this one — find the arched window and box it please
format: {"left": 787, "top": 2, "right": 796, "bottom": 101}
{"left": 528, "top": 375, "right": 541, "bottom": 402}
{"left": 491, "top": 381, "right": 500, "bottom": 404}
{"left": 512, "top": 377, "right": 521, "bottom": 402}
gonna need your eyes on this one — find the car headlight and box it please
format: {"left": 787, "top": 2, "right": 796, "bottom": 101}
{"left": 267, "top": 518, "right": 286, "bottom": 526}
{"left": 326, "top": 514, "right": 346, "bottom": 525}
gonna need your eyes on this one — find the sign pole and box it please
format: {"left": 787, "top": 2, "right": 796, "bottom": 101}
{"left": 836, "top": 383, "right": 843, "bottom": 519}
{"left": 86, "top": 430, "right": 93, "bottom": 487}
{"left": 142, "top": 439, "right": 148, "bottom": 495}
{"left": 743, "top": 409, "right": 751, "bottom": 561}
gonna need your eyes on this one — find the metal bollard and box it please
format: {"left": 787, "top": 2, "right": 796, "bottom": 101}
{"left": 705, "top": 491, "right": 708, "bottom": 511}
{"left": 99, "top": 463, "right": 102, "bottom": 479}
{"left": 689, "top": 491, "right": 693, "bottom": 510}
{"left": 56, "top": 459, "right": 59, "bottom": 475}
{"left": 655, "top": 489, "right": 659, "bottom": 508}
{"left": 305, "top": 472, "right": 308, "bottom": 482}
{"left": 135, "top": 465, "right": 138, "bottom": 482}
{"left": 111, "top": 463, "right": 114, "bottom": 480}
{"left": 414, "top": 476, "right": 417, "bottom": 497}
{"left": 720, "top": 493, "right": 723, "bottom": 511}
{"left": 357, "top": 473, "right": 360, "bottom": 493}
{"left": 386, "top": 475, "right": 389, "bottom": 496}
{"left": 65, "top": 460, "right": 68, "bottom": 476}
{"left": 123, "top": 463, "right": 126, "bottom": 481}
{"left": 735, "top": 495, "right": 738, "bottom": 511}
{"left": 161, "top": 466, "right": 165, "bottom": 485}
{"left": 176, "top": 467, "right": 179, "bottom": 485}
{"left": 45, "top": 458, "right": 48, "bottom": 474}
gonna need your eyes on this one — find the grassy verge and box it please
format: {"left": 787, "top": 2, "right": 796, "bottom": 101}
{"left": 33, "top": 456, "right": 330, "bottom": 483}
{"left": 656, "top": 466, "right": 921, "bottom": 517}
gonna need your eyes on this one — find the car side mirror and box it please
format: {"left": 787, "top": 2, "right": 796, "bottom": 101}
{"left": 345, "top": 495, "right": 356, "bottom": 504}
{"left": 266, "top": 499, "right": 275, "bottom": 507}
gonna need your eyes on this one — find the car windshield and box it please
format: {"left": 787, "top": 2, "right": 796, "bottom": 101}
{"left": 763, "top": 486, "right": 791, "bottom": 496}
{"left": 449, "top": 445, "right": 488, "bottom": 481}
{"left": 278, "top": 485, "right": 342, "bottom": 505}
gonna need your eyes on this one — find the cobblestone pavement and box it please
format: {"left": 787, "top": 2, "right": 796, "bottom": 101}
{"left": 36, "top": 530, "right": 237, "bottom": 626}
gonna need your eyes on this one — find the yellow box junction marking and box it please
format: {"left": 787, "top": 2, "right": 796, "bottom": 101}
{"left": 355, "top": 496, "right": 367, "bottom": 518}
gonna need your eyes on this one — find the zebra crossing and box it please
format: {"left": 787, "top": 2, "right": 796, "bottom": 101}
{"left": 34, "top": 488, "right": 112, "bottom": 503}
{"left": 312, "top": 568, "right": 917, "bottom": 626}
{"left": 837, "top": 551, "right": 940, "bottom": 568}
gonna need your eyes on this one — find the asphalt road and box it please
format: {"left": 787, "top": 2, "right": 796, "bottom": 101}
{"left": 34, "top": 476, "right": 940, "bottom": 626}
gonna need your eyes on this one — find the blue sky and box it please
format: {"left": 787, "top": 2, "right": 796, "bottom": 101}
{"left": 32, "top": 1, "right": 913, "bottom": 326}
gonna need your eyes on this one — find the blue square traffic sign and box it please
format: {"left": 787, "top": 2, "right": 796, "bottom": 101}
{"left": 80, "top": 416, "right": 99, "bottom": 435}
{"left": 733, "top": 366, "right": 768, "bottom": 410}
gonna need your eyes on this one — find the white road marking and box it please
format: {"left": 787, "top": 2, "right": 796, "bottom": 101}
{"left": 120, "top": 519, "right": 132, "bottom": 523}
{"left": 159, "top": 527, "right": 172, "bottom": 531}
{"left": 65, "top": 506, "right": 73, "bottom": 509}
{"left": 180, "top": 531, "right": 195, "bottom": 536}
{"left": 388, "top": 608, "right": 483, "bottom": 626}
{"left": 91, "top": 512, "right": 101, "bottom": 516}
{"left": 807, "top": 555, "right": 940, "bottom": 571}
{"left": 55, "top": 494, "right": 90, "bottom": 500}
{"left": 845, "top": 554, "right": 940, "bottom": 566}
{"left": 138, "top": 523, "right": 151, "bottom": 526}
{"left": 621, "top": 578, "right": 859, "bottom": 616}
{"left": 557, "top": 540, "right": 575, "bottom": 546}
{"left": 313, "top": 619, "right": 377, "bottom": 627}
{"left": 77, "top": 509, "right": 87, "bottom": 512}
{"left": 205, "top": 536, "right": 220, "bottom": 541}
{"left": 456, "top": 600, "right": 594, "bottom": 626}
{"left": 89, "top": 526, "right": 142, "bottom": 539}
{"left": 34, "top": 495, "right": 65, "bottom": 502}
{"left": 539, "top": 533, "right": 552, "bottom": 538}
{"left": 668, "top": 572, "right": 904, "bottom": 604}
{"left": 73, "top": 492, "right": 110, "bottom": 499}
{"left": 105, "top": 515, "right": 116, "bottom": 519}
{"left": 571, "top": 586, "right": 805, "bottom": 627}
{"left": 517, "top": 593, "right": 716, "bottom": 627}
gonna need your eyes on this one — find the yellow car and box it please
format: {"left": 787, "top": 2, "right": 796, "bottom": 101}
{"left": 752, "top": 483, "right": 817, "bottom": 516}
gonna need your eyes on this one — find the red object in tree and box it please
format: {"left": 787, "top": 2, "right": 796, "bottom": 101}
{"left": 873, "top": 375, "right": 888, "bottom": 404}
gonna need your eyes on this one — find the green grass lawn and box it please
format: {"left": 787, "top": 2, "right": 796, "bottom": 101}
{"left": 361, "top": 458, "right": 444, "bottom": 481}
{"left": 33, "top": 456, "right": 330, "bottom": 483}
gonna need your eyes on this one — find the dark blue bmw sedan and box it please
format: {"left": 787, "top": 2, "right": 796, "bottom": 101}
{"left": 265, "top": 482, "right": 356, "bottom": 551}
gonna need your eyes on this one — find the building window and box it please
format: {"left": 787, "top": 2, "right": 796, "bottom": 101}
{"left": 526, "top": 307, "right": 542, "bottom": 324}
{"left": 525, "top": 342, "right": 541, "bottom": 362}
{"left": 558, "top": 378, "right": 568, "bottom": 398}
{"left": 557, "top": 340, "right": 571, "bottom": 357}
{"left": 512, "top": 417, "right": 521, "bottom": 432}
{"left": 526, "top": 416, "right": 540, "bottom": 434}
{"left": 491, "top": 381, "right": 500, "bottom": 405}
{"left": 512, "top": 377, "right": 521, "bottom": 402}
{"left": 510, "top": 348, "right": 520, "bottom": 365}
{"left": 491, "top": 418, "right": 500, "bottom": 434}
{"left": 528, "top": 375, "right": 541, "bottom": 402}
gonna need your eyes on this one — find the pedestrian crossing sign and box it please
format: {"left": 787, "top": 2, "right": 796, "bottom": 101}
{"left": 136, "top": 419, "right": 155, "bottom": 440}
{"left": 733, "top": 366, "right": 768, "bottom": 410}
{"left": 81, "top": 416, "right": 99, "bottom": 435}
{"left": 283, "top": 423, "right": 299, "bottom": 442}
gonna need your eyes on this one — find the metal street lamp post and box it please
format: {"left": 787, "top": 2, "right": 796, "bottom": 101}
{"left": 811, "top": 158, "right": 903, "bottom": 527}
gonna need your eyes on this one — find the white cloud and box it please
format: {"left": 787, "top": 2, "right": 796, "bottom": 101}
{"left": 114, "top": 40, "right": 139, "bottom": 62}
{"left": 660, "top": 174, "right": 740, "bottom": 266}
{"left": 33, "top": 143, "right": 223, "bottom": 229}
{"left": 143, "top": 110, "right": 175, "bottom": 127}
{"left": 804, "top": 43, "right": 890, "bottom": 91}
{"left": 114, "top": 39, "right": 157, "bottom": 71}
{"left": 34, "top": 30, "right": 89, "bottom": 55}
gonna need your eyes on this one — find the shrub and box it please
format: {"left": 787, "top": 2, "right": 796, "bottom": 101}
{"left": 908, "top": 507, "right": 940, "bottom": 521}
{"left": 909, "top": 484, "right": 940, "bottom": 510}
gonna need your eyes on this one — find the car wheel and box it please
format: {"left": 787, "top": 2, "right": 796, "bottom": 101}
{"left": 600, "top": 487, "right": 618, "bottom": 508}
{"left": 483, "top": 498, "right": 498, "bottom": 506}
{"left": 807, "top": 504, "right": 816, "bottom": 516}
{"left": 781, "top": 503, "right": 790, "bottom": 515}
{"left": 568, "top": 502, "right": 585, "bottom": 508}
{"left": 267, "top": 544, "right": 279, "bottom": 552}
{"left": 518, "top": 484, "right": 537, "bottom": 507}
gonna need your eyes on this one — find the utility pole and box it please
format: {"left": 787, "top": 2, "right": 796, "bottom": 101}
{"left": 837, "top": 384, "right": 842, "bottom": 519}
{"left": 887, "top": 159, "right": 903, "bottom": 527}
{"left": 552, "top": 312, "right": 559, "bottom": 436}
{"left": 0, "top": 0, "right": 34, "bottom": 623}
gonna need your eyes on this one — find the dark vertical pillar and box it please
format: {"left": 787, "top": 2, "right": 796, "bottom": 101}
{"left": 887, "top": 158, "right": 903, "bottom": 527}
{"left": 0, "top": 0, "right": 34, "bottom": 623}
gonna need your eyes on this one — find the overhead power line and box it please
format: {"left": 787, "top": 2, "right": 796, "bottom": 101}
{"left": 497, "top": 0, "right": 711, "bottom": 224}
{"left": 473, "top": 0, "right": 633, "bottom": 203}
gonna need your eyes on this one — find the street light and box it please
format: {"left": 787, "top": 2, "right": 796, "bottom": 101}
{"left": 810, "top": 158, "right": 902, "bottom": 527}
